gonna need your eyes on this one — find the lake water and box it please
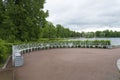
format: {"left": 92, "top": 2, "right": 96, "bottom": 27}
{"left": 69, "top": 38, "right": 120, "bottom": 46}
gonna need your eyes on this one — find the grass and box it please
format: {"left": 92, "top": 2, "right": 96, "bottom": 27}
{"left": 0, "top": 64, "right": 4, "bottom": 68}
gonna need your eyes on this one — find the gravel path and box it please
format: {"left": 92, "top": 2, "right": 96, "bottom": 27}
{"left": 15, "top": 48, "right": 120, "bottom": 80}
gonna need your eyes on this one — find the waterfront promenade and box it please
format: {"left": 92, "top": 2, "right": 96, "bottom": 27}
{"left": 15, "top": 48, "right": 120, "bottom": 80}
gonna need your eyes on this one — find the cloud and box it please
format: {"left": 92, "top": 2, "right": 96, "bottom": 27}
{"left": 65, "top": 25, "right": 120, "bottom": 32}
{"left": 44, "top": 0, "right": 120, "bottom": 32}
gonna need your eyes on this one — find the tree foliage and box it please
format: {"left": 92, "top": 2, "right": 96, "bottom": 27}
{"left": 80, "top": 30, "right": 120, "bottom": 38}
{"left": 0, "top": 0, "right": 48, "bottom": 42}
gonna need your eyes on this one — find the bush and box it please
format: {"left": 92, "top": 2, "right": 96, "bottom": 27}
{"left": 0, "top": 44, "right": 7, "bottom": 63}
{"left": 0, "top": 39, "right": 12, "bottom": 64}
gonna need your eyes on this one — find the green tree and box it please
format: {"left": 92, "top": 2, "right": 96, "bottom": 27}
{"left": 95, "top": 31, "right": 101, "bottom": 37}
{"left": 56, "top": 24, "right": 62, "bottom": 38}
{"left": 1, "top": 0, "right": 48, "bottom": 41}
{"left": 0, "top": 0, "right": 5, "bottom": 39}
{"left": 42, "top": 22, "right": 56, "bottom": 38}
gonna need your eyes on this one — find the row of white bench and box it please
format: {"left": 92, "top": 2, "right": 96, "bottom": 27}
{"left": 12, "top": 42, "right": 112, "bottom": 67}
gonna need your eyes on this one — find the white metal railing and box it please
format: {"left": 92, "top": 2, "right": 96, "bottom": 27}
{"left": 12, "top": 41, "right": 112, "bottom": 67}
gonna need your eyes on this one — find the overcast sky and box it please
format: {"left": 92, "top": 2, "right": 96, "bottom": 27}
{"left": 44, "top": 0, "right": 120, "bottom": 32}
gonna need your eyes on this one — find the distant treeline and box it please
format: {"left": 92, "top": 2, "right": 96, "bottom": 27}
{"left": 80, "top": 30, "right": 120, "bottom": 38}
{"left": 41, "top": 23, "right": 80, "bottom": 39}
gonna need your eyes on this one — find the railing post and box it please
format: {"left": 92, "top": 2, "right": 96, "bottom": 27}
{"left": 12, "top": 45, "right": 15, "bottom": 66}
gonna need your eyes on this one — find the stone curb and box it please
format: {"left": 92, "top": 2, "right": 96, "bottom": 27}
{"left": 117, "top": 59, "right": 120, "bottom": 71}
{"left": 2, "top": 55, "right": 11, "bottom": 69}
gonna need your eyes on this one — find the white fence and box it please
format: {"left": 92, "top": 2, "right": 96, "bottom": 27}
{"left": 12, "top": 41, "right": 112, "bottom": 67}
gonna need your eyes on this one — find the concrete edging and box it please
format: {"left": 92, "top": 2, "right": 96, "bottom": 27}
{"left": 2, "top": 55, "right": 11, "bottom": 69}
{"left": 117, "top": 59, "right": 120, "bottom": 71}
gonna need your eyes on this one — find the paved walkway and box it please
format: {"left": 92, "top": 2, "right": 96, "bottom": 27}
{"left": 0, "top": 57, "right": 13, "bottom": 80}
{"left": 15, "top": 48, "right": 120, "bottom": 80}
{"left": 0, "top": 68, "right": 13, "bottom": 80}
